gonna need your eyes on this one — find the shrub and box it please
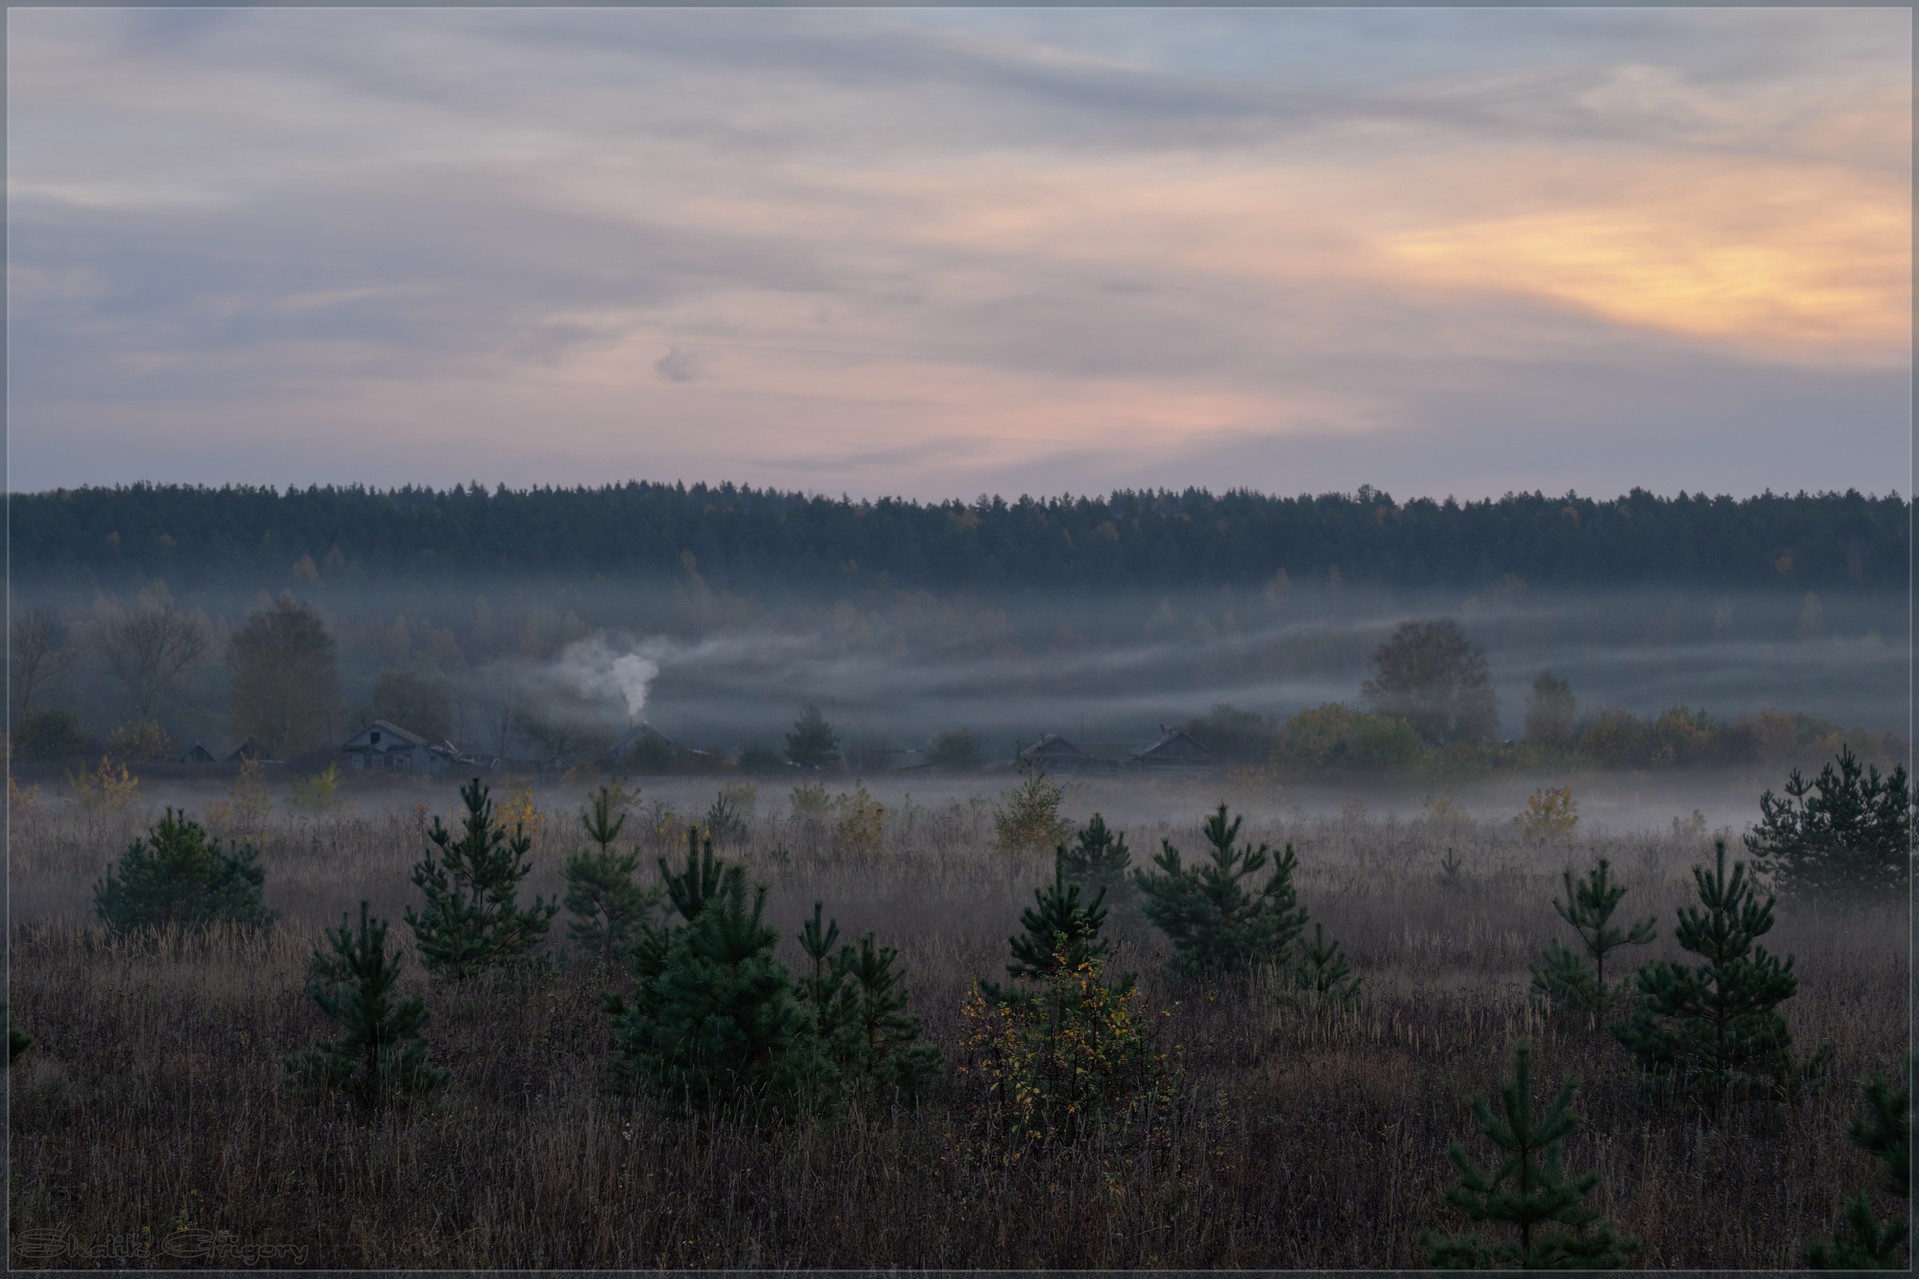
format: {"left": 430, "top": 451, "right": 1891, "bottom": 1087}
{"left": 106, "top": 718, "right": 174, "bottom": 762}
{"left": 736, "top": 743, "right": 787, "bottom": 776}
{"left": 1514, "top": 787, "right": 1579, "bottom": 840}
{"left": 406, "top": 778, "right": 558, "bottom": 979}
{"left": 1577, "top": 707, "right": 1648, "bottom": 768}
{"left": 930, "top": 728, "right": 981, "bottom": 771}
{"left": 288, "top": 762, "right": 346, "bottom": 813}
{"left": 285, "top": 901, "right": 446, "bottom": 1111}
{"left": 93, "top": 808, "right": 275, "bottom": 935}
{"left": 958, "top": 950, "right": 1178, "bottom": 1160}
{"left": 1744, "top": 745, "right": 1912, "bottom": 899}
{"left": 1134, "top": 804, "right": 1308, "bottom": 982}
{"left": 993, "top": 766, "right": 1070, "bottom": 857}
{"left": 12, "top": 706, "right": 90, "bottom": 761}
{"left": 832, "top": 781, "right": 886, "bottom": 856}
{"left": 67, "top": 756, "right": 140, "bottom": 811}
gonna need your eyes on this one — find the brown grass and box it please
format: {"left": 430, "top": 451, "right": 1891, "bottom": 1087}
{"left": 7, "top": 774, "right": 1910, "bottom": 1268}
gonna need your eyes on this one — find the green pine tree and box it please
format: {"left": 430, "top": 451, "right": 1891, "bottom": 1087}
{"left": 406, "top": 778, "right": 558, "bottom": 979}
{"left": 1058, "top": 812, "right": 1134, "bottom": 905}
{"left": 285, "top": 901, "right": 446, "bottom": 1111}
{"left": 982, "top": 850, "right": 1129, "bottom": 1003}
{"left": 1746, "top": 745, "right": 1912, "bottom": 899}
{"left": 1422, "top": 1040, "right": 1640, "bottom": 1269}
{"left": 1612, "top": 838, "right": 1802, "bottom": 1105}
{"left": 93, "top": 808, "right": 276, "bottom": 935}
{"left": 608, "top": 843, "right": 826, "bottom": 1112}
{"left": 1281, "top": 921, "right": 1363, "bottom": 1012}
{"left": 793, "top": 903, "right": 941, "bottom": 1105}
{"left": 1528, "top": 858, "right": 1655, "bottom": 1027}
{"left": 1804, "top": 1062, "right": 1911, "bottom": 1269}
{"left": 1133, "top": 803, "right": 1309, "bottom": 981}
{"left": 561, "top": 787, "right": 660, "bottom": 967}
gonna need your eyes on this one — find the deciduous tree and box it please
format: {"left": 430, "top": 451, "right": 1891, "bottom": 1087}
{"left": 1361, "top": 618, "right": 1499, "bottom": 745}
{"left": 228, "top": 596, "right": 338, "bottom": 759}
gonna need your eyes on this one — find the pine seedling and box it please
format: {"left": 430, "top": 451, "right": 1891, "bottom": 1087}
{"left": 1281, "top": 921, "right": 1363, "bottom": 1013}
{"left": 1612, "top": 838, "right": 1802, "bottom": 1106}
{"left": 1437, "top": 848, "right": 1466, "bottom": 890}
{"left": 841, "top": 932, "right": 942, "bottom": 1103}
{"left": 1134, "top": 804, "right": 1309, "bottom": 982}
{"left": 407, "top": 778, "right": 558, "bottom": 979}
{"left": 93, "top": 808, "right": 276, "bottom": 935}
{"left": 1059, "top": 813, "right": 1134, "bottom": 905}
{"left": 1421, "top": 1040, "right": 1639, "bottom": 1270}
{"left": 1804, "top": 1062, "right": 1911, "bottom": 1269}
{"left": 607, "top": 859, "right": 827, "bottom": 1112}
{"left": 796, "top": 900, "right": 859, "bottom": 1048}
{"left": 1528, "top": 858, "right": 1655, "bottom": 1027}
{"left": 285, "top": 901, "right": 446, "bottom": 1111}
{"left": 983, "top": 851, "right": 1128, "bottom": 1003}
{"left": 562, "top": 787, "right": 660, "bottom": 967}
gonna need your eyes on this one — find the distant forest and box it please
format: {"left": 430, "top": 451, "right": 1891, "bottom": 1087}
{"left": 9, "top": 482, "right": 1909, "bottom": 595}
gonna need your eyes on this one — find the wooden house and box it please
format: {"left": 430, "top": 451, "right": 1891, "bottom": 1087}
{"left": 338, "top": 720, "right": 459, "bottom": 775}
{"left": 1126, "top": 726, "right": 1214, "bottom": 772}
{"left": 176, "top": 742, "right": 218, "bottom": 764}
{"left": 1018, "top": 733, "right": 1089, "bottom": 773}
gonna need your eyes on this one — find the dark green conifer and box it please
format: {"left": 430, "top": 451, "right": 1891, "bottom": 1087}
{"left": 1058, "top": 812, "right": 1133, "bottom": 904}
{"left": 1528, "top": 858, "right": 1655, "bottom": 1026}
{"left": 1612, "top": 838, "right": 1801, "bottom": 1105}
{"left": 406, "top": 778, "right": 558, "bottom": 979}
{"left": 793, "top": 903, "right": 941, "bottom": 1104}
{"left": 1422, "top": 1040, "right": 1639, "bottom": 1270}
{"left": 1133, "top": 803, "right": 1308, "bottom": 981}
{"left": 93, "top": 808, "right": 275, "bottom": 935}
{"left": 1746, "top": 745, "right": 1912, "bottom": 898}
{"left": 1282, "top": 921, "right": 1363, "bottom": 1012}
{"left": 1804, "top": 1063, "right": 1911, "bottom": 1269}
{"left": 983, "top": 851, "right": 1128, "bottom": 1003}
{"left": 1437, "top": 848, "right": 1466, "bottom": 890}
{"left": 607, "top": 858, "right": 825, "bottom": 1111}
{"left": 285, "top": 901, "right": 446, "bottom": 1110}
{"left": 561, "top": 787, "right": 659, "bottom": 967}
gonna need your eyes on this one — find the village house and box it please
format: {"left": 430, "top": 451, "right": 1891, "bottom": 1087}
{"left": 337, "top": 720, "right": 462, "bottom": 775}
{"left": 1126, "top": 726, "right": 1215, "bottom": 772}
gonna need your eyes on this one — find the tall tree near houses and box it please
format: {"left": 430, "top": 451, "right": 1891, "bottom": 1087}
{"left": 228, "top": 595, "right": 338, "bottom": 759}
{"left": 100, "top": 604, "right": 207, "bottom": 720}
{"left": 8, "top": 605, "right": 77, "bottom": 718}
{"left": 1361, "top": 617, "right": 1500, "bottom": 745}
{"left": 785, "top": 702, "right": 841, "bottom": 769}
{"left": 1523, "top": 672, "right": 1577, "bottom": 750}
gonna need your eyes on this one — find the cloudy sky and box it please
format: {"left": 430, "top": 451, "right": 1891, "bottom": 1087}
{"left": 7, "top": 6, "right": 1911, "bottom": 501}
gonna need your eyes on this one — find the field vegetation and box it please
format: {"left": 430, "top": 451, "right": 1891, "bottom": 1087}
{"left": 7, "top": 769, "right": 1908, "bottom": 1269}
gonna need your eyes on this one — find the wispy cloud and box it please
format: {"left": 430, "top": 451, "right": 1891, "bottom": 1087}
{"left": 7, "top": 7, "right": 1909, "bottom": 498}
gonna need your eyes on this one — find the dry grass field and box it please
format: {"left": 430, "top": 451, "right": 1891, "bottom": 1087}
{"left": 6, "top": 771, "right": 1909, "bottom": 1268}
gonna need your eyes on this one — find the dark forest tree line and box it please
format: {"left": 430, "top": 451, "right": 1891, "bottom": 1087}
{"left": 10, "top": 482, "right": 1907, "bottom": 595}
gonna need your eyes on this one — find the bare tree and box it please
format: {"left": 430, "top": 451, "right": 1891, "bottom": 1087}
{"left": 99, "top": 606, "right": 209, "bottom": 720}
{"left": 9, "top": 606, "right": 77, "bottom": 718}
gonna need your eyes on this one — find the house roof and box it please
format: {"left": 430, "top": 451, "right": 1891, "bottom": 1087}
{"left": 341, "top": 719, "right": 431, "bottom": 750}
{"left": 1020, "top": 732, "right": 1084, "bottom": 757}
{"left": 1129, "top": 727, "right": 1212, "bottom": 760}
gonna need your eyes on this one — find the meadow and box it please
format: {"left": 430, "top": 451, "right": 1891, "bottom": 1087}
{"left": 6, "top": 769, "right": 1908, "bottom": 1269}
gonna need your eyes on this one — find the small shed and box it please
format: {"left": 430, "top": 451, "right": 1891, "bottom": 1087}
{"left": 1127, "top": 727, "right": 1214, "bottom": 772}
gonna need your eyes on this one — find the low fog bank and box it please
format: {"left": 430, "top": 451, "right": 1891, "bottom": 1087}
{"left": 11, "top": 578, "right": 1907, "bottom": 764}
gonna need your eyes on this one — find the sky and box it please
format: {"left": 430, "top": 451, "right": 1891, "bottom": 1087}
{"left": 6, "top": 6, "right": 1912, "bottom": 502}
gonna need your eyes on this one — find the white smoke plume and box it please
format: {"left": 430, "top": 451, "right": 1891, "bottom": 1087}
{"left": 553, "top": 635, "right": 663, "bottom": 723}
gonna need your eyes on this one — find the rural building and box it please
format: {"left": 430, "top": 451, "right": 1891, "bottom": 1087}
{"left": 338, "top": 720, "right": 461, "bottom": 775}
{"left": 1126, "top": 727, "right": 1215, "bottom": 772}
{"left": 175, "top": 742, "right": 218, "bottom": 764}
{"left": 603, "top": 723, "right": 718, "bottom": 773}
{"left": 1018, "top": 732, "right": 1087, "bottom": 773}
